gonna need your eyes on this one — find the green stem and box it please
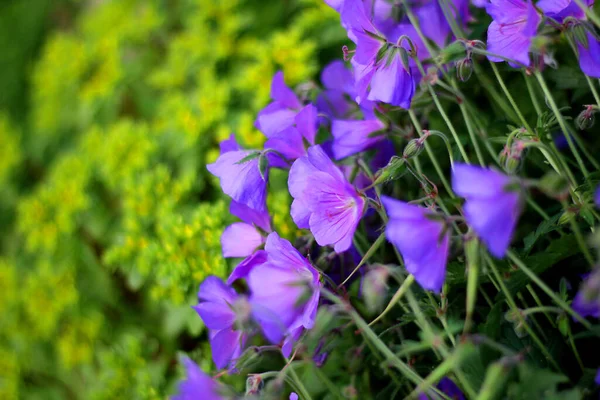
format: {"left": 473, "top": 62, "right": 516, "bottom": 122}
{"left": 506, "top": 250, "right": 596, "bottom": 331}
{"left": 408, "top": 110, "right": 454, "bottom": 197}
{"left": 523, "top": 72, "right": 542, "bottom": 115}
{"left": 560, "top": 199, "right": 595, "bottom": 265}
{"left": 321, "top": 289, "right": 426, "bottom": 387}
{"left": 369, "top": 274, "right": 415, "bottom": 326}
{"left": 534, "top": 71, "right": 590, "bottom": 178}
{"left": 490, "top": 63, "right": 533, "bottom": 133}
{"left": 412, "top": 57, "right": 471, "bottom": 163}
{"left": 285, "top": 359, "right": 313, "bottom": 400}
{"left": 485, "top": 255, "right": 561, "bottom": 370}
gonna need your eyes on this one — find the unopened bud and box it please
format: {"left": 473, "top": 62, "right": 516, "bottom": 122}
{"left": 558, "top": 209, "right": 576, "bottom": 225}
{"left": 576, "top": 105, "right": 596, "bottom": 130}
{"left": 456, "top": 57, "right": 473, "bottom": 82}
{"left": 437, "top": 40, "right": 467, "bottom": 64}
{"left": 571, "top": 22, "right": 590, "bottom": 49}
{"left": 363, "top": 265, "right": 390, "bottom": 313}
{"left": 373, "top": 156, "right": 406, "bottom": 185}
{"left": 403, "top": 138, "right": 425, "bottom": 159}
{"left": 246, "top": 375, "right": 264, "bottom": 395}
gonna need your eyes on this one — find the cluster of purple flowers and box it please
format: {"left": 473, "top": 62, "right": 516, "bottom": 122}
{"left": 485, "top": 0, "right": 600, "bottom": 76}
{"left": 172, "top": 0, "right": 600, "bottom": 398}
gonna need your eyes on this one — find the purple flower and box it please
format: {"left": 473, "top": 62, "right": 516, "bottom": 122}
{"left": 595, "top": 369, "right": 600, "bottom": 385}
{"left": 289, "top": 145, "right": 366, "bottom": 253}
{"left": 247, "top": 233, "right": 321, "bottom": 352}
{"left": 418, "top": 377, "right": 465, "bottom": 400}
{"left": 193, "top": 277, "right": 248, "bottom": 370}
{"left": 221, "top": 223, "right": 264, "bottom": 258}
{"left": 595, "top": 185, "right": 600, "bottom": 207}
{"left": 382, "top": 196, "right": 450, "bottom": 292}
{"left": 264, "top": 104, "right": 319, "bottom": 166}
{"left": 486, "top": 0, "right": 541, "bottom": 66}
{"left": 331, "top": 118, "right": 386, "bottom": 159}
{"left": 572, "top": 269, "right": 600, "bottom": 319}
{"left": 290, "top": 393, "right": 299, "bottom": 400}
{"left": 452, "top": 164, "right": 523, "bottom": 258}
{"left": 340, "top": 0, "right": 416, "bottom": 108}
{"left": 575, "top": 31, "right": 600, "bottom": 78}
{"left": 221, "top": 201, "right": 271, "bottom": 258}
{"left": 207, "top": 149, "right": 268, "bottom": 213}
{"left": 256, "top": 71, "right": 302, "bottom": 138}
{"left": 366, "top": 47, "right": 416, "bottom": 108}
{"left": 538, "top": 0, "right": 593, "bottom": 22}
{"left": 172, "top": 357, "right": 223, "bottom": 400}
{"left": 317, "top": 60, "right": 376, "bottom": 120}
{"left": 227, "top": 250, "right": 268, "bottom": 285}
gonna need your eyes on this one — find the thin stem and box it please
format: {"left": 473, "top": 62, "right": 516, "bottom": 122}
{"left": 408, "top": 110, "right": 454, "bottom": 197}
{"left": 490, "top": 63, "right": 533, "bottom": 133}
{"left": 412, "top": 58, "right": 471, "bottom": 163}
{"left": 370, "top": 274, "right": 415, "bottom": 326}
{"left": 535, "top": 71, "right": 590, "bottom": 178}
{"left": 524, "top": 71, "right": 542, "bottom": 115}
{"left": 560, "top": 199, "right": 595, "bottom": 265}
{"left": 485, "top": 255, "right": 561, "bottom": 370}
{"left": 285, "top": 358, "right": 313, "bottom": 400}
{"left": 321, "top": 289, "right": 431, "bottom": 389}
{"left": 506, "top": 250, "right": 596, "bottom": 331}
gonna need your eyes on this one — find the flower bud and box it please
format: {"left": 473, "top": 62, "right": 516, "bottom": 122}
{"left": 576, "top": 105, "right": 596, "bottom": 130}
{"left": 373, "top": 156, "right": 406, "bottom": 185}
{"left": 403, "top": 138, "right": 425, "bottom": 159}
{"left": 456, "top": 57, "right": 473, "bottom": 82}
{"left": 558, "top": 209, "right": 576, "bottom": 225}
{"left": 363, "top": 265, "right": 390, "bottom": 313}
{"left": 246, "top": 375, "right": 264, "bottom": 395}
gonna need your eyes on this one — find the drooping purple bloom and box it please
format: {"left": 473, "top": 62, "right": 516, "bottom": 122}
{"left": 171, "top": 357, "right": 223, "bottom": 400}
{"left": 418, "top": 377, "right": 465, "bottom": 400}
{"left": 193, "top": 277, "right": 248, "bottom": 370}
{"left": 331, "top": 118, "right": 386, "bottom": 159}
{"left": 486, "top": 0, "right": 541, "bottom": 66}
{"left": 367, "top": 47, "right": 416, "bottom": 108}
{"left": 221, "top": 201, "right": 271, "bottom": 258}
{"left": 575, "top": 31, "right": 600, "bottom": 78}
{"left": 572, "top": 269, "right": 600, "bottom": 319}
{"left": 537, "top": 0, "right": 593, "bottom": 22}
{"left": 382, "top": 196, "right": 450, "bottom": 292}
{"left": 247, "top": 233, "right": 321, "bottom": 353}
{"left": 340, "top": 0, "right": 416, "bottom": 108}
{"left": 255, "top": 71, "right": 302, "bottom": 138}
{"left": 452, "top": 163, "right": 523, "bottom": 258}
{"left": 207, "top": 146, "right": 268, "bottom": 212}
{"left": 289, "top": 145, "right": 366, "bottom": 253}
{"left": 538, "top": 0, "right": 600, "bottom": 76}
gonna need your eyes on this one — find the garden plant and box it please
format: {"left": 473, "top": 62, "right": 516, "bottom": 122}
{"left": 1, "top": 0, "right": 600, "bottom": 399}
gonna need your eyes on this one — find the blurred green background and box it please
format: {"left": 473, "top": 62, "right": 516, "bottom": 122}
{"left": 0, "top": 0, "right": 344, "bottom": 398}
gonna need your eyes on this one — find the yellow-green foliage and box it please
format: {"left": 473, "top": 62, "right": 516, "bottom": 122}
{"left": 0, "top": 0, "right": 343, "bottom": 397}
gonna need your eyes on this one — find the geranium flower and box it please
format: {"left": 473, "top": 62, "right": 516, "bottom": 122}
{"left": 172, "top": 357, "right": 223, "bottom": 400}
{"left": 221, "top": 201, "right": 271, "bottom": 258}
{"left": 452, "top": 163, "right": 523, "bottom": 258}
{"left": 193, "top": 277, "right": 248, "bottom": 370}
{"left": 247, "top": 233, "right": 321, "bottom": 354}
{"left": 486, "top": 0, "right": 541, "bottom": 66}
{"left": 382, "top": 196, "right": 450, "bottom": 292}
{"left": 289, "top": 145, "right": 366, "bottom": 253}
